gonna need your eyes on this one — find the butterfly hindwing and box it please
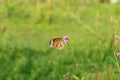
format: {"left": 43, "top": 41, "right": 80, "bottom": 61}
{"left": 56, "top": 40, "right": 64, "bottom": 50}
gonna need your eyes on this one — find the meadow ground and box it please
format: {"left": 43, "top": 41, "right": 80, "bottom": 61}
{"left": 0, "top": 1, "right": 120, "bottom": 80}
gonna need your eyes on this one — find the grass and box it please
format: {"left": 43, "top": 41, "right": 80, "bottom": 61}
{"left": 0, "top": 0, "right": 120, "bottom": 80}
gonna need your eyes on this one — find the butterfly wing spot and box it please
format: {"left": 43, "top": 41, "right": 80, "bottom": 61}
{"left": 49, "top": 40, "right": 54, "bottom": 47}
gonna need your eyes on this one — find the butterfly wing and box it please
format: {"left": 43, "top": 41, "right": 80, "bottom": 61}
{"left": 49, "top": 38, "right": 64, "bottom": 50}
{"left": 56, "top": 40, "right": 64, "bottom": 50}
{"left": 49, "top": 40, "right": 54, "bottom": 47}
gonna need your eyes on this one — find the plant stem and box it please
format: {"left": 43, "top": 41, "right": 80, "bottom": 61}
{"left": 113, "top": 49, "right": 120, "bottom": 72}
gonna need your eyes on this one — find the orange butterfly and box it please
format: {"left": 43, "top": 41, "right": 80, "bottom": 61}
{"left": 49, "top": 36, "right": 69, "bottom": 50}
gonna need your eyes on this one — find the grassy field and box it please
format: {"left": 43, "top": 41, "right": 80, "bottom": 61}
{"left": 0, "top": 0, "right": 120, "bottom": 80}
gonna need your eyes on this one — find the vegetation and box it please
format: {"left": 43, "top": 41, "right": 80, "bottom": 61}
{"left": 0, "top": 0, "right": 120, "bottom": 80}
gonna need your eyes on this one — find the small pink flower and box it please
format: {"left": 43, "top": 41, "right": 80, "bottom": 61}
{"left": 63, "top": 36, "right": 69, "bottom": 43}
{"left": 63, "top": 72, "right": 69, "bottom": 78}
{"left": 114, "top": 35, "right": 119, "bottom": 40}
{"left": 117, "top": 53, "right": 120, "bottom": 57}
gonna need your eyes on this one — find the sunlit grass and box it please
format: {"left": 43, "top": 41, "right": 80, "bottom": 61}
{"left": 0, "top": 1, "right": 120, "bottom": 80}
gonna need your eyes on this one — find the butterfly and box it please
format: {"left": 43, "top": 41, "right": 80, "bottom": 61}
{"left": 49, "top": 36, "right": 69, "bottom": 50}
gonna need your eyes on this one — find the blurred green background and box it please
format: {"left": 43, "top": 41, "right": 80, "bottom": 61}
{"left": 0, "top": 0, "right": 120, "bottom": 80}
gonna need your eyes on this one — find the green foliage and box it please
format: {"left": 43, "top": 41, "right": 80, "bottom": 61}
{"left": 0, "top": 0, "right": 120, "bottom": 80}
